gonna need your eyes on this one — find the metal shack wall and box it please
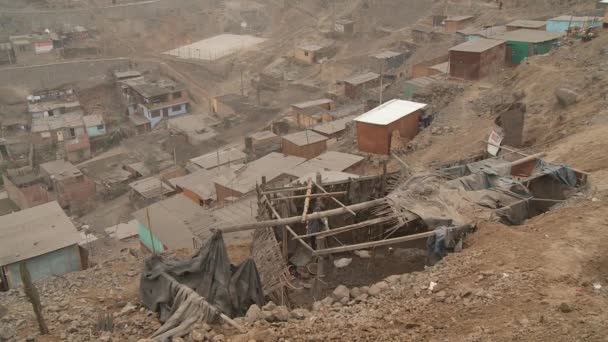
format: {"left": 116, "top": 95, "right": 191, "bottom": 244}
{"left": 282, "top": 139, "right": 327, "bottom": 160}
{"left": 478, "top": 42, "right": 506, "bottom": 79}
{"left": 356, "top": 111, "right": 421, "bottom": 155}
{"left": 449, "top": 50, "right": 481, "bottom": 80}
{"left": 5, "top": 244, "right": 82, "bottom": 288}
{"left": 215, "top": 182, "right": 245, "bottom": 203}
{"left": 506, "top": 41, "right": 531, "bottom": 65}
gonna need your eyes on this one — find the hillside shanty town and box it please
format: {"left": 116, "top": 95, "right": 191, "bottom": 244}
{"left": 1, "top": 0, "right": 608, "bottom": 341}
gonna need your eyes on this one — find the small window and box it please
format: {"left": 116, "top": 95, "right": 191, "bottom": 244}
{"left": 151, "top": 110, "right": 161, "bottom": 118}
{"left": 304, "top": 51, "right": 309, "bottom": 56}
{"left": 172, "top": 91, "right": 181, "bottom": 99}
{"left": 172, "top": 105, "right": 182, "bottom": 111}
{"left": 96, "top": 124, "right": 104, "bottom": 130}
{"left": 69, "top": 128, "right": 76, "bottom": 138}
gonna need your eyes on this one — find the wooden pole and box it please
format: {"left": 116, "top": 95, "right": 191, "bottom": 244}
{"left": 301, "top": 178, "right": 313, "bottom": 223}
{"left": 262, "top": 186, "right": 309, "bottom": 195}
{"left": 263, "top": 196, "right": 315, "bottom": 253}
{"left": 218, "top": 198, "right": 386, "bottom": 233}
{"left": 507, "top": 152, "right": 546, "bottom": 167}
{"left": 312, "top": 224, "right": 473, "bottom": 256}
{"left": 270, "top": 191, "right": 347, "bottom": 201}
{"left": 312, "top": 181, "right": 356, "bottom": 216}
{"left": 146, "top": 207, "right": 156, "bottom": 254}
{"left": 20, "top": 263, "right": 49, "bottom": 335}
{"left": 295, "top": 216, "right": 396, "bottom": 240}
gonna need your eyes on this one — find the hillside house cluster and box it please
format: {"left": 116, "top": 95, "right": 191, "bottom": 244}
{"left": 116, "top": 72, "right": 190, "bottom": 131}
{"left": 27, "top": 89, "right": 106, "bottom": 162}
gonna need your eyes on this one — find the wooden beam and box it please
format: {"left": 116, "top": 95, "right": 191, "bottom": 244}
{"left": 391, "top": 152, "right": 411, "bottom": 170}
{"left": 261, "top": 186, "right": 309, "bottom": 195}
{"left": 270, "top": 191, "right": 347, "bottom": 201}
{"left": 507, "top": 152, "right": 546, "bottom": 167}
{"left": 295, "top": 216, "right": 396, "bottom": 240}
{"left": 312, "top": 224, "right": 473, "bottom": 256}
{"left": 263, "top": 196, "right": 314, "bottom": 253}
{"left": 530, "top": 198, "right": 565, "bottom": 203}
{"left": 218, "top": 198, "right": 386, "bottom": 233}
{"left": 301, "top": 178, "right": 313, "bottom": 223}
{"left": 313, "top": 181, "right": 356, "bottom": 216}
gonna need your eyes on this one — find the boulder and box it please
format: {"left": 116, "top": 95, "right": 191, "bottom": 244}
{"left": 555, "top": 88, "right": 580, "bottom": 107}
{"left": 191, "top": 328, "right": 207, "bottom": 342}
{"left": 321, "top": 297, "right": 334, "bottom": 306}
{"left": 245, "top": 304, "right": 264, "bottom": 322}
{"left": 271, "top": 306, "right": 290, "bottom": 322}
{"left": 262, "top": 301, "right": 276, "bottom": 311}
{"left": 350, "top": 287, "right": 361, "bottom": 298}
{"left": 332, "top": 285, "right": 350, "bottom": 301}
{"left": 385, "top": 275, "right": 400, "bottom": 285}
{"left": 558, "top": 302, "right": 573, "bottom": 313}
{"left": 290, "top": 308, "right": 310, "bottom": 320}
{"left": 368, "top": 284, "right": 382, "bottom": 296}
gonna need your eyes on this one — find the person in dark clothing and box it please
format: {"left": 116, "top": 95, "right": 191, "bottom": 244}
{"left": 306, "top": 202, "right": 323, "bottom": 249}
{"left": 499, "top": 1, "right": 503, "bottom": 10}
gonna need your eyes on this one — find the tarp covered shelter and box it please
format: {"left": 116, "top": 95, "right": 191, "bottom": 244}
{"left": 140, "top": 232, "right": 264, "bottom": 340}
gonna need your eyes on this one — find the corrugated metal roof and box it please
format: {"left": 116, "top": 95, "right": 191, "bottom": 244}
{"left": 292, "top": 98, "right": 333, "bottom": 109}
{"left": 282, "top": 130, "right": 328, "bottom": 146}
{"left": 82, "top": 114, "right": 104, "bottom": 127}
{"left": 132, "top": 194, "right": 199, "bottom": 250}
{"left": 371, "top": 50, "right": 403, "bottom": 59}
{"left": 214, "top": 152, "right": 305, "bottom": 194}
{"left": 405, "top": 76, "right": 438, "bottom": 87}
{"left": 128, "top": 176, "right": 173, "bottom": 199}
{"left": 354, "top": 99, "right": 427, "bottom": 125}
{"left": 493, "top": 29, "right": 564, "bottom": 43}
{"left": 286, "top": 151, "right": 364, "bottom": 178}
{"left": 40, "top": 160, "right": 82, "bottom": 181}
{"left": 342, "top": 72, "right": 380, "bottom": 85}
{"left": 249, "top": 130, "right": 278, "bottom": 140}
{"left": 190, "top": 148, "right": 247, "bottom": 170}
{"left": 549, "top": 15, "right": 602, "bottom": 22}
{"left": 449, "top": 38, "right": 505, "bottom": 53}
{"left": 292, "top": 171, "right": 360, "bottom": 184}
{"left": 506, "top": 20, "right": 546, "bottom": 28}
{"left": 445, "top": 15, "right": 474, "bottom": 21}
{"left": 0, "top": 201, "right": 81, "bottom": 266}
{"left": 312, "top": 116, "right": 355, "bottom": 135}
{"left": 297, "top": 44, "right": 323, "bottom": 51}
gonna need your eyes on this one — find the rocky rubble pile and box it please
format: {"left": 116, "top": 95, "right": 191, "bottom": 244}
{"left": 226, "top": 244, "right": 604, "bottom": 342}
{"left": 0, "top": 249, "right": 160, "bottom": 342}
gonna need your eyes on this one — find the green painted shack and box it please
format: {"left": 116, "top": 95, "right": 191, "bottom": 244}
{"left": 403, "top": 76, "right": 438, "bottom": 99}
{"left": 0, "top": 201, "right": 84, "bottom": 290}
{"left": 493, "top": 29, "right": 564, "bottom": 65}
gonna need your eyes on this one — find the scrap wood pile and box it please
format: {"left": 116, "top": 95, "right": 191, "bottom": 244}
{"left": 139, "top": 232, "right": 264, "bottom": 342}
{"left": 385, "top": 153, "right": 584, "bottom": 228}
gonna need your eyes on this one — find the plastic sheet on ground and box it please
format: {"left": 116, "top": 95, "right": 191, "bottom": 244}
{"left": 140, "top": 231, "right": 265, "bottom": 321}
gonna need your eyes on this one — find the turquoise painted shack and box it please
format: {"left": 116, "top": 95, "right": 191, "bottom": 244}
{"left": 132, "top": 194, "right": 199, "bottom": 253}
{"left": 456, "top": 26, "right": 506, "bottom": 42}
{"left": 546, "top": 15, "right": 603, "bottom": 33}
{"left": 82, "top": 114, "right": 106, "bottom": 137}
{"left": 0, "top": 201, "right": 84, "bottom": 290}
{"left": 493, "top": 29, "right": 564, "bottom": 65}
{"left": 403, "top": 76, "right": 438, "bottom": 99}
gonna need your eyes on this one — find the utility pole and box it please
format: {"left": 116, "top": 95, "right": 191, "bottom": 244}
{"left": 240, "top": 69, "right": 244, "bottom": 96}
{"left": 146, "top": 207, "right": 156, "bottom": 254}
{"left": 379, "top": 62, "right": 384, "bottom": 105}
{"left": 20, "top": 263, "right": 49, "bottom": 335}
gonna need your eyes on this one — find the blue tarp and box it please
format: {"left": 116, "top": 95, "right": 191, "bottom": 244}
{"left": 540, "top": 161, "right": 577, "bottom": 187}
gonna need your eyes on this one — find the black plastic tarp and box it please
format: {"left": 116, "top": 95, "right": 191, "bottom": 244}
{"left": 140, "top": 231, "right": 265, "bottom": 321}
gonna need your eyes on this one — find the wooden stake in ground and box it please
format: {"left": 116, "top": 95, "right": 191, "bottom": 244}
{"left": 19, "top": 263, "right": 49, "bottom": 335}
